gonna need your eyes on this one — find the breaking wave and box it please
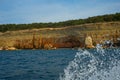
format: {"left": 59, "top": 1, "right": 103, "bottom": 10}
{"left": 60, "top": 46, "right": 120, "bottom": 80}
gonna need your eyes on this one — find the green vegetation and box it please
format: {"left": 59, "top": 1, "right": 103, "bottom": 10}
{"left": 0, "top": 21, "right": 120, "bottom": 49}
{"left": 0, "top": 13, "right": 120, "bottom": 32}
{"left": 0, "top": 13, "right": 120, "bottom": 49}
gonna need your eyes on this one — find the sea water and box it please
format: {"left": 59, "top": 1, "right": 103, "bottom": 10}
{"left": 0, "top": 49, "right": 76, "bottom": 80}
{"left": 60, "top": 47, "right": 120, "bottom": 80}
{"left": 0, "top": 48, "right": 120, "bottom": 80}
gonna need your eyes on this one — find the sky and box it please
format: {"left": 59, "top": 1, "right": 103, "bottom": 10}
{"left": 0, "top": 0, "right": 120, "bottom": 24}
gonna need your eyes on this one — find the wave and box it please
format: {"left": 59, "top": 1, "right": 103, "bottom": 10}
{"left": 60, "top": 47, "right": 120, "bottom": 80}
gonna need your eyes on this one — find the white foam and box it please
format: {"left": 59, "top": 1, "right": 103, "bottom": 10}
{"left": 60, "top": 47, "right": 120, "bottom": 80}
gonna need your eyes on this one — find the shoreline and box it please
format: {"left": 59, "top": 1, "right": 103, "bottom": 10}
{"left": 0, "top": 46, "right": 119, "bottom": 51}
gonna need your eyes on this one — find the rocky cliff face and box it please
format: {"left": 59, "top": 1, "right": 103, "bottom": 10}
{"left": 0, "top": 22, "right": 120, "bottom": 49}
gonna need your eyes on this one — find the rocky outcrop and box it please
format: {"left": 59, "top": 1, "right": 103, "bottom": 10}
{"left": 85, "top": 36, "right": 95, "bottom": 48}
{"left": 7, "top": 47, "right": 16, "bottom": 50}
{"left": 0, "top": 46, "right": 16, "bottom": 50}
{"left": 0, "top": 47, "right": 3, "bottom": 50}
{"left": 0, "top": 22, "right": 120, "bottom": 49}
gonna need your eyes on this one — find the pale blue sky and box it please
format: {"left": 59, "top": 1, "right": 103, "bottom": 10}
{"left": 0, "top": 0, "right": 120, "bottom": 24}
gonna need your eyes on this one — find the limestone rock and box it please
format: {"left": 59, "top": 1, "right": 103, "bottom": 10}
{"left": 44, "top": 43, "right": 53, "bottom": 49}
{"left": 7, "top": 47, "right": 16, "bottom": 50}
{"left": 85, "top": 36, "right": 95, "bottom": 48}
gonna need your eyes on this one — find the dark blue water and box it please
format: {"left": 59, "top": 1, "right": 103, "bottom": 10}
{"left": 0, "top": 48, "right": 120, "bottom": 80}
{"left": 0, "top": 49, "right": 77, "bottom": 80}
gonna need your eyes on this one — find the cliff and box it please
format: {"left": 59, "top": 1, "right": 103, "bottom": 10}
{"left": 0, "top": 21, "right": 120, "bottom": 49}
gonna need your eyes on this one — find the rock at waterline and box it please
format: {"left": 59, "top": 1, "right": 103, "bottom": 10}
{"left": 85, "top": 36, "right": 95, "bottom": 48}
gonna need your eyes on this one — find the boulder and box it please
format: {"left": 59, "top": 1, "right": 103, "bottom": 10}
{"left": 85, "top": 36, "right": 95, "bottom": 48}
{"left": 7, "top": 47, "right": 16, "bottom": 50}
{"left": 0, "top": 47, "right": 3, "bottom": 50}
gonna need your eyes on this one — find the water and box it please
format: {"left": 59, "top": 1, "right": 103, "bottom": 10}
{"left": 0, "top": 49, "right": 76, "bottom": 80}
{"left": 0, "top": 48, "right": 120, "bottom": 80}
{"left": 60, "top": 47, "right": 120, "bottom": 80}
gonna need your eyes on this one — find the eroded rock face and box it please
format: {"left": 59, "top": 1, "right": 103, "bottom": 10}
{"left": 85, "top": 36, "right": 94, "bottom": 48}
{"left": 44, "top": 43, "right": 53, "bottom": 50}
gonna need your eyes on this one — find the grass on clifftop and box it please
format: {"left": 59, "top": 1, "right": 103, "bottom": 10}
{"left": 0, "top": 13, "right": 120, "bottom": 32}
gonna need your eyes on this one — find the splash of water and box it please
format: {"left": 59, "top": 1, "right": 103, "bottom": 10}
{"left": 60, "top": 49, "right": 98, "bottom": 80}
{"left": 60, "top": 46, "right": 120, "bottom": 80}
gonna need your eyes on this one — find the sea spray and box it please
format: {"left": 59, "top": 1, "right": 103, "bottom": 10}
{"left": 60, "top": 49, "right": 98, "bottom": 80}
{"left": 60, "top": 47, "right": 120, "bottom": 80}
